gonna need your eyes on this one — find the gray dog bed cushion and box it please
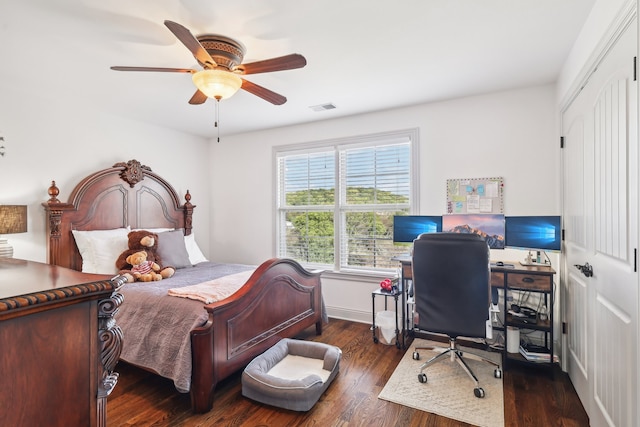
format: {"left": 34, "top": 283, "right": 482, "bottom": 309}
{"left": 241, "top": 338, "right": 342, "bottom": 411}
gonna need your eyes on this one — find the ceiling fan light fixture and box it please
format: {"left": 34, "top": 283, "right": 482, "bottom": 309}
{"left": 192, "top": 69, "right": 242, "bottom": 100}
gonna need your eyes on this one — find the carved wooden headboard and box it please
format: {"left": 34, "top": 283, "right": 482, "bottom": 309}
{"left": 42, "top": 159, "right": 194, "bottom": 271}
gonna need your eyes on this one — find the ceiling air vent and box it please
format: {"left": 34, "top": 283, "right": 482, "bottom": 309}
{"left": 309, "top": 103, "right": 337, "bottom": 112}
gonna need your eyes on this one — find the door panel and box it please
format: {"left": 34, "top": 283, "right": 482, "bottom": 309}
{"left": 563, "top": 97, "right": 592, "bottom": 410}
{"left": 566, "top": 270, "right": 588, "bottom": 378}
{"left": 594, "top": 76, "right": 629, "bottom": 261}
{"left": 594, "top": 289, "right": 632, "bottom": 426}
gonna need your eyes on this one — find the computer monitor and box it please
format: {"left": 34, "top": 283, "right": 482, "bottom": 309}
{"left": 505, "top": 216, "right": 562, "bottom": 252}
{"left": 393, "top": 215, "right": 442, "bottom": 243}
{"left": 441, "top": 213, "right": 505, "bottom": 249}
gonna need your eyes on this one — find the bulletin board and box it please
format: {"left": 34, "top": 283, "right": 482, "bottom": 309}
{"left": 446, "top": 177, "right": 504, "bottom": 214}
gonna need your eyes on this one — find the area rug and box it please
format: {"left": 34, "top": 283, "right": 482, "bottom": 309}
{"left": 378, "top": 339, "right": 504, "bottom": 427}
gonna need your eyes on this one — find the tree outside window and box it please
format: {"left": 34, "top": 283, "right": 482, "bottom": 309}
{"left": 276, "top": 130, "right": 418, "bottom": 273}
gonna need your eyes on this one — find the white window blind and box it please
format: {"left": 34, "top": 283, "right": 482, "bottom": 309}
{"left": 339, "top": 142, "right": 411, "bottom": 270}
{"left": 277, "top": 150, "right": 336, "bottom": 265}
{"left": 276, "top": 129, "right": 418, "bottom": 273}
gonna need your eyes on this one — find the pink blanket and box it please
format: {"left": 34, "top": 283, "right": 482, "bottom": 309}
{"left": 167, "top": 269, "right": 255, "bottom": 303}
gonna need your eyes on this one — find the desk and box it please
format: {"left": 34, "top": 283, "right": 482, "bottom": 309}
{"left": 393, "top": 257, "right": 556, "bottom": 368}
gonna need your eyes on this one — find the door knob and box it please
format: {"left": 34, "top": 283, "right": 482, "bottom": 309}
{"left": 574, "top": 262, "right": 593, "bottom": 277}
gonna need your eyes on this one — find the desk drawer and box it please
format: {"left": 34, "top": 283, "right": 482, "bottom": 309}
{"left": 490, "top": 272, "right": 504, "bottom": 288}
{"left": 506, "top": 273, "right": 552, "bottom": 291}
{"left": 402, "top": 263, "right": 412, "bottom": 279}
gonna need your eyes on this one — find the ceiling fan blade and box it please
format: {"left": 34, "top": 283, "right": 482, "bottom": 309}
{"left": 238, "top": 54, "right": 307, "bottom": 75}
{"left": 164, "top": 20, "right": 217, "bottom": 68}
{"left": 111, "top": 66, "right": 195, "bottom": 73}
{"left": 241, "top": 79, "right": 287, "bottom": 105}
{"left": 189, "top": 90, "right": 208, "bottom": 105}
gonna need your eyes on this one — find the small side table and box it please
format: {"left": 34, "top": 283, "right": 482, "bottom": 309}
{"left": 371, "top": 288, "right": 401, "bottom": 349}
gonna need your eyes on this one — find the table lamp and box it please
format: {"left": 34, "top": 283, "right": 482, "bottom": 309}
{"left": 0, "top": 205, "right": 27, "bottom": 258}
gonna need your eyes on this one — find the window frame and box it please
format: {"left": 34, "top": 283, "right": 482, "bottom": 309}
{"left": 274, "top": 128, "right": 420, "bottom": 276}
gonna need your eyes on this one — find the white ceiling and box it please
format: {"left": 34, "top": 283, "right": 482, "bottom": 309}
{"left": 1, "top": 0, "right": 596, "bottom": 139}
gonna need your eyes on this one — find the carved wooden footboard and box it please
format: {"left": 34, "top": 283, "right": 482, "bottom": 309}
{"left": 43, "top": 160, "right": 323, "bottom": 413}
{"left": 191, "top": 258, "right": 322, "bottom": 412}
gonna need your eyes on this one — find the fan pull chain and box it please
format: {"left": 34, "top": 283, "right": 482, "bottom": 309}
{"left": 214, "top": 97, "right": 220, "bottom": 143}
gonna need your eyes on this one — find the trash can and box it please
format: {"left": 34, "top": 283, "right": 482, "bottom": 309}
{"left": 375, "top": 310, "right": 397, "bottom": 345}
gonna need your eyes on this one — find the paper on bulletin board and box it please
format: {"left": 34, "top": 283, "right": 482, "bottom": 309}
{"left": 466, "top": 195, "right": 480, "bottom": 213}
{"left": 446, "top": 177, "right": 503, "bottom": 214}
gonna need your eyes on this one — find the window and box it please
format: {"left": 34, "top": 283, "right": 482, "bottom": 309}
{"left": 276, "top": 129, "right": 418, "bottom": 273}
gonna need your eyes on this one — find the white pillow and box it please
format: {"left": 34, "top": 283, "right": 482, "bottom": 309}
{"left": 184, "top": 233, "right": 208, "bottom": 265}
{"left": 72, "top": 227, "right": 130, "bottom": 274}
{"left": 131, "top": 227, "right": 175, "bottom": 233}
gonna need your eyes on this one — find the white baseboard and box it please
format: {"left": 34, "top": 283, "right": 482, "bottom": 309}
{"left": 325, "top": 306, "right": 372, "bottom": 324}
{"left": 325, "top": 306, "right": 404, "bottom": 328}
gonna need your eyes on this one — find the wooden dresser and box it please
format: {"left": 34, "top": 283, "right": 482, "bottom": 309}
{"left": 0, "top": 258, "right": 126, "bottom": 427}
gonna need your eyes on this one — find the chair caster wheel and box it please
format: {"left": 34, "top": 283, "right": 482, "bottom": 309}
{"left": 494, "top": 368, "right": 502, "bottom": 379}
{"left": 412, "top": 351, "right": 420, "bottom": 360}
{"left": 474, "top": 387, "right": 485, "bottom": 398}
{"left": 418, "top": 373, "right": 427, "bottom": 383}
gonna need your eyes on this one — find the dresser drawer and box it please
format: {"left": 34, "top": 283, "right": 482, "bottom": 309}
{"left": 506, "top": 272, "right": 552, "bottom": 291}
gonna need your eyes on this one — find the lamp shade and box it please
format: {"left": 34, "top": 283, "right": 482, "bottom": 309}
{"left": 0, "top": 205, "right": 27, "bottom": 234}
{"left": 0, "top": 205, "right": 27, "bottom": 258}
{"left": 192, "top": 69, "right": 242, "bottom": 100}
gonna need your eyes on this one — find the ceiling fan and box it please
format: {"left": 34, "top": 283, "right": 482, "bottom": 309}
{"left": 111, "top": 20, "right": 307, "bottom": 105}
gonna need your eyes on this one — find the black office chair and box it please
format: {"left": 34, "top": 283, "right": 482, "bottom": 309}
{"left": 411, "top": 232, "right": 502, "bottom": 398}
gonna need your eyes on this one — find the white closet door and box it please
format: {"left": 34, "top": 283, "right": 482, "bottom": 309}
{"left": 561, "top": 17, "right": 638, "bottom": 427}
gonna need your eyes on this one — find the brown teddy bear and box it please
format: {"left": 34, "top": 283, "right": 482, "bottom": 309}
{"left": 124, "top": 251, "right": 163, "bottom": 282}
{"left": 116, "top": 230, "right": 175, "bottom": 281}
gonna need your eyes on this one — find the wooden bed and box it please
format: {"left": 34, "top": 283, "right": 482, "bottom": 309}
{"left": 43, "top": 159, "right": 324, "bottom": 413}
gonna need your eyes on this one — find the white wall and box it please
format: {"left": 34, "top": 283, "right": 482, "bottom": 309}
{"left": 558, "top": 0, "right": 634, "bottom": 104}
{"left": 1, "top": 76, "right": 559, "bottom": 323}
{"left": 0, "top": 80, "right": 211, "bottom": 263}
{"left": 0, "top": 56, "right": 560, "bottom": 324}
{"left": 210, "top": 84, "right": 560, "bottom": 322}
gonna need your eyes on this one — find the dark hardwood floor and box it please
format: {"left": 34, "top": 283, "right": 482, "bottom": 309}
{"left": 107, "top": 318, "right": 589, "bottom": 426}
